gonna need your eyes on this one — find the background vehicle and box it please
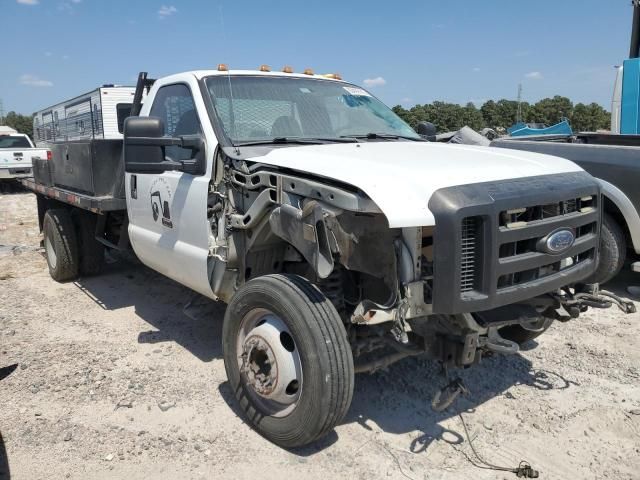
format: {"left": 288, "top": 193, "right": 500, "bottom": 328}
{"left": 32, "top": 85, "right": 137, "bottom": 147}
{"left": 491, "top": 2, "right": 640, "bottom": 284}
{"left": 20, "top": 67, "right": 631, "bottom": 448}
{"left": 0, "top": 126, "right": 48, "bottom": 180}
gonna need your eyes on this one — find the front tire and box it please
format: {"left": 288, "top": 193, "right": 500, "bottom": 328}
{"left": 222, "top": 274, "right": 354, "bottom": 448}
{"left": 43, "top": 209, "right": 79, "bottom": 282}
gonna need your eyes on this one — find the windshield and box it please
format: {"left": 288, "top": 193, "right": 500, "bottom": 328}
{"left": 0, "top": 135, "right": 32, "bottom": 148}
{"left": 205, "top": 75, "right": 419, "bottom": 144}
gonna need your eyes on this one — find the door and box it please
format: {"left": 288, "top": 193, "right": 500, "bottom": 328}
{"left": 125, "top": 81, "right": 215, "bottom": 298}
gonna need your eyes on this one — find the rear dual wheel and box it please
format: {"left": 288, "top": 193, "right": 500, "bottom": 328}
{"left": 43, "top": 208, "right": 104, "bottom": 282}
{"left": 223, "top": 274, "right": 354, "bottom": 448}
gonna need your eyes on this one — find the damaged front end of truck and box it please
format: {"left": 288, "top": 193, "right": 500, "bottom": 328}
{"left": 208, "top": 155, "right": 633, "bottom": 381}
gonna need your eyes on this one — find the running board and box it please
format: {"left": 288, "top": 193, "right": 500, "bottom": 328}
{"left": 632, "top": 261, "right": 640, "bottom": 273}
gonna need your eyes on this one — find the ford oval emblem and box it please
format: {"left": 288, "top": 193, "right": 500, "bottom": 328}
{"left": 541, "top": 228, "right": 575, "bottom": 254}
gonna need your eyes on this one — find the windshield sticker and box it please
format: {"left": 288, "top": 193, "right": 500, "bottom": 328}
{"left": 343, "top": 86, "right": 371, "bottom": 97}
{"left": 299, "top": 87, "right": 311, "bottom": 93}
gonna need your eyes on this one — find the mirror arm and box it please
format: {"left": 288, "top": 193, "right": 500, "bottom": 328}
{"left": 126, "top": 137, "right": 183, "bottom": 147}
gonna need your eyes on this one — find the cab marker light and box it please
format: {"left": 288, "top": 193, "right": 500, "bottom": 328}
{"left": 282, "top": 65, "right": 294, "bottom": 73}
{"left": 217, "top": 64, "right": 228, "bottom": 71}
{"left": 259, "top": 65, "right": 271, "bottom": 72}
{"left": 303, "top": 68, "right": 314, "bottom": 75}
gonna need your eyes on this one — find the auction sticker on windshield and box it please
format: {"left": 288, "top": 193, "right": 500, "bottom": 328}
{"left": 343, "top": 86, "right": 371, "bottom": 96}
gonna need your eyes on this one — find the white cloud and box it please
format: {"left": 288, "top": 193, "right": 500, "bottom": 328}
{"left": 71, "top": 0, "right": 82, "bottom": 3}
{"left": 525, "top": 71, "right": 543, "bottom": 80}
{"left": 44, "top": 51, "right": 52, "bottom": 57}
{"left": 158, "top": 5, "right": 177, "bottom": 18}
{"left": 19, "top": 74, "right": 53, "bottom": 87}
{"left": 62, "top": 55, "right": 70, "bottom": 60}
{"left": 363, "top": 76, "right": 386, "bottom": 88}
{"left": 401, "top": 97, "right": 412, "bottom": 104}
{"left": 472, "top": 67, "right": 481, "bottom": 72}
{"left": 17, "top": 0, "right": 39, "bottom": 4}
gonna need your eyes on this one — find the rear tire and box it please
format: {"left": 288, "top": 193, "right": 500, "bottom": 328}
{"left": 74, "top": 211, "right": 104, "bottom": 276}
{"left": 222, "top": 274, "right": 354, "bottom": 448}
{"left": 587, "top": 213, "right": 626, "bottom": 285}
{"left": 43, "top": 209, "right": 79, "bottom": 282}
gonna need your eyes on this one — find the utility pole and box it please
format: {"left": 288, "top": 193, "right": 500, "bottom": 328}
{"left": 516, "top": 84, "right": 523, "bottom": 123}
{"left": 0, "top": 98, "right": 4, "bottom": 125}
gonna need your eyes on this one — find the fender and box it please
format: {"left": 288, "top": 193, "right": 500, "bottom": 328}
{"left": 598, "top": 178, "right": 640, "bottom": 253}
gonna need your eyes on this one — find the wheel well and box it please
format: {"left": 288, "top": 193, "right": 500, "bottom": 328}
{"left": 602, "top": 195, "right": 632, "bottom": 251}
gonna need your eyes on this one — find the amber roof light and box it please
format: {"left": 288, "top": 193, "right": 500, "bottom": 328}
{"left": 217, "top": 64, "right": 228, "bottom": 71}
{"left": 282, "top": 65, "right": 294, "bottom": 73}
{"left": 259, "top": 64, "right": 271, "bottom": 72}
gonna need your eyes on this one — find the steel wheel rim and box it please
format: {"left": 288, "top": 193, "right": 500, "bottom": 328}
{"left": 45, "top": 235, "right": 57, "bottom": 269}
{"left": 236, "top": 308, "right": 303, "bottom": 418}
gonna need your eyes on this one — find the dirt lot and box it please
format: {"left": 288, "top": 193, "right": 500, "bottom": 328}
{"left": 1, "top": 187, "right": 639, "bottom": 480}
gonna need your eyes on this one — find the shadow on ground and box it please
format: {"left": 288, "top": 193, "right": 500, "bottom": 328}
{"left": 70, "top": 253, "right": 595, "bottom": 457}
{"left": 72, "top": 254, "right": 225, "bottom": 362}
{"left": 0, "top": 181, "right": 29, "bottom": 195}
{"left": 0, "top": 432, "right": 9, "bottom": 480}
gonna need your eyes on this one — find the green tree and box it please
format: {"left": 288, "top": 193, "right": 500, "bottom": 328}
{"left": 3, "top": 111, "right": 34, "bottom": 138}
{"left": 571, "top": 103, "right": 611, "bottom": 131}
{"left": 530, "top": 96, "right": 573, "bottom": 125}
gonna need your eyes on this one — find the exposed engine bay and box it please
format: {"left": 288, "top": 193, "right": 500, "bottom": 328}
{"left": 204, "top": 149, "right": 635, "bottom": 374}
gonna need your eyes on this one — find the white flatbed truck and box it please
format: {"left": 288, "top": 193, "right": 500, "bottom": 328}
{"left": 20, "top": 67, "right": 633, "bottom": 448}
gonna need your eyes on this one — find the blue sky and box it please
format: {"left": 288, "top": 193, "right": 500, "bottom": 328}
{"left": 0, "top": 0, "right": 633, "bottom": 114}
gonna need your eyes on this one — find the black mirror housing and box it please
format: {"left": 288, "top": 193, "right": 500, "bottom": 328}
{"left": 124, "top": 116, "right": 206, "bottom": 175}
{"left": 124, "top": 116, "right": 166, "bottom": 173}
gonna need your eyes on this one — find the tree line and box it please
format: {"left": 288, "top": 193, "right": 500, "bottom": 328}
{"left": 392, "top": 96, "right": 611, "bottom": 133}
{"left": 2, "top": 95, "right": 611, "bottom": 140}
{"left": 1, "top": 112, "right": 34, "bottom": 138}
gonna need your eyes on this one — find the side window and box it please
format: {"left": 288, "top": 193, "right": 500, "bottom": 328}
{"left": 149, "top": 84, "right": 201, "bottom": 160}
{"left": 116, "top": 103, "right": 133, "bottom": 133}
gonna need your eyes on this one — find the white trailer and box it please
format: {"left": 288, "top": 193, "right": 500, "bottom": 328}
{"left": 32, "top": 86, "right": 137, "bottom": 147}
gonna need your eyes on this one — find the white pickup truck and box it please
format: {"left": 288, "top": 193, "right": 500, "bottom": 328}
{"left": 0, "top": 127, "right": 48, "bottom": 180}
{"left": 20, "top": 68, "right": 633, "bottom": 448}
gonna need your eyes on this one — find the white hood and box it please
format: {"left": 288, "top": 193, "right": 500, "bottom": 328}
{"left": 248, "top": 142, "right": 584, "bottom": 227}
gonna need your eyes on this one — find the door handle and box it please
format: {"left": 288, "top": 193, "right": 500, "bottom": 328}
{"left": 130, "top": 174, "right": 137, "bottom": 199}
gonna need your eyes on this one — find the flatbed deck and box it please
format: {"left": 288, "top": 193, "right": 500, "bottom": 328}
{"left": 20, "top": 177, "right": 126, "bottom": 213}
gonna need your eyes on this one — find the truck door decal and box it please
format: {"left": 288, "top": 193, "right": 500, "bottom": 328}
{"left": 149, "top": 177, "right": 173, "bottom": 228}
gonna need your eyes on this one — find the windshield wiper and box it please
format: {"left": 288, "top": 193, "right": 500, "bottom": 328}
{"left": 340, "top": 133, "right": 425, "bottom": 141}
{"left": 237, "top": 137, "right": 358, "bottom": 146}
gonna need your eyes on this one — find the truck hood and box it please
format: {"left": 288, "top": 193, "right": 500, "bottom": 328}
{"left": 248, "top": 142, "right": 584, "bottom": 227}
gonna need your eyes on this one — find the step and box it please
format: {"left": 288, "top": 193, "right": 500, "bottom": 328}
{"left": 632, "top": 261, "right": 640, "bottom": 273}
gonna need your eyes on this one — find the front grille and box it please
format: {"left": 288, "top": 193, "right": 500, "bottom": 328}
{"left": 428, "top": 171, "right": 601, "bottom": 315}
{"left": 495, "top": 195, "right": 598, "bottom": 291}
{"left": 460, "top": 216, "right": 480, "bottom": 292}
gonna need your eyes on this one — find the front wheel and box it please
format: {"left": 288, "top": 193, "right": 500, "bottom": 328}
{"left": 222, "top": 274, "right": 354, "bottom": 448}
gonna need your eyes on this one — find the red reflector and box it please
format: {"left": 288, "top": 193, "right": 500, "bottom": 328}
{"left": 46, "top": 151, "right": 52, "bottom": 161}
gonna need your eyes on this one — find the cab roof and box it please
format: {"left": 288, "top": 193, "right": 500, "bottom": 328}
{"left": 188, "top": 69, "right": 347, "bottom": 83}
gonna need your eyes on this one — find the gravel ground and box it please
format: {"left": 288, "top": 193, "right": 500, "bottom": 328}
{"left": 1, "top": 187, "right": 639, "bottom": 480}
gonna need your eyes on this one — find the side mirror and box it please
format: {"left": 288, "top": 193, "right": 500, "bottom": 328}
{"left": 124, "top": 116, "right": 206, "bottom": 175}
{"left": 416, "top": 121, "right": 437, "bottom": 140}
